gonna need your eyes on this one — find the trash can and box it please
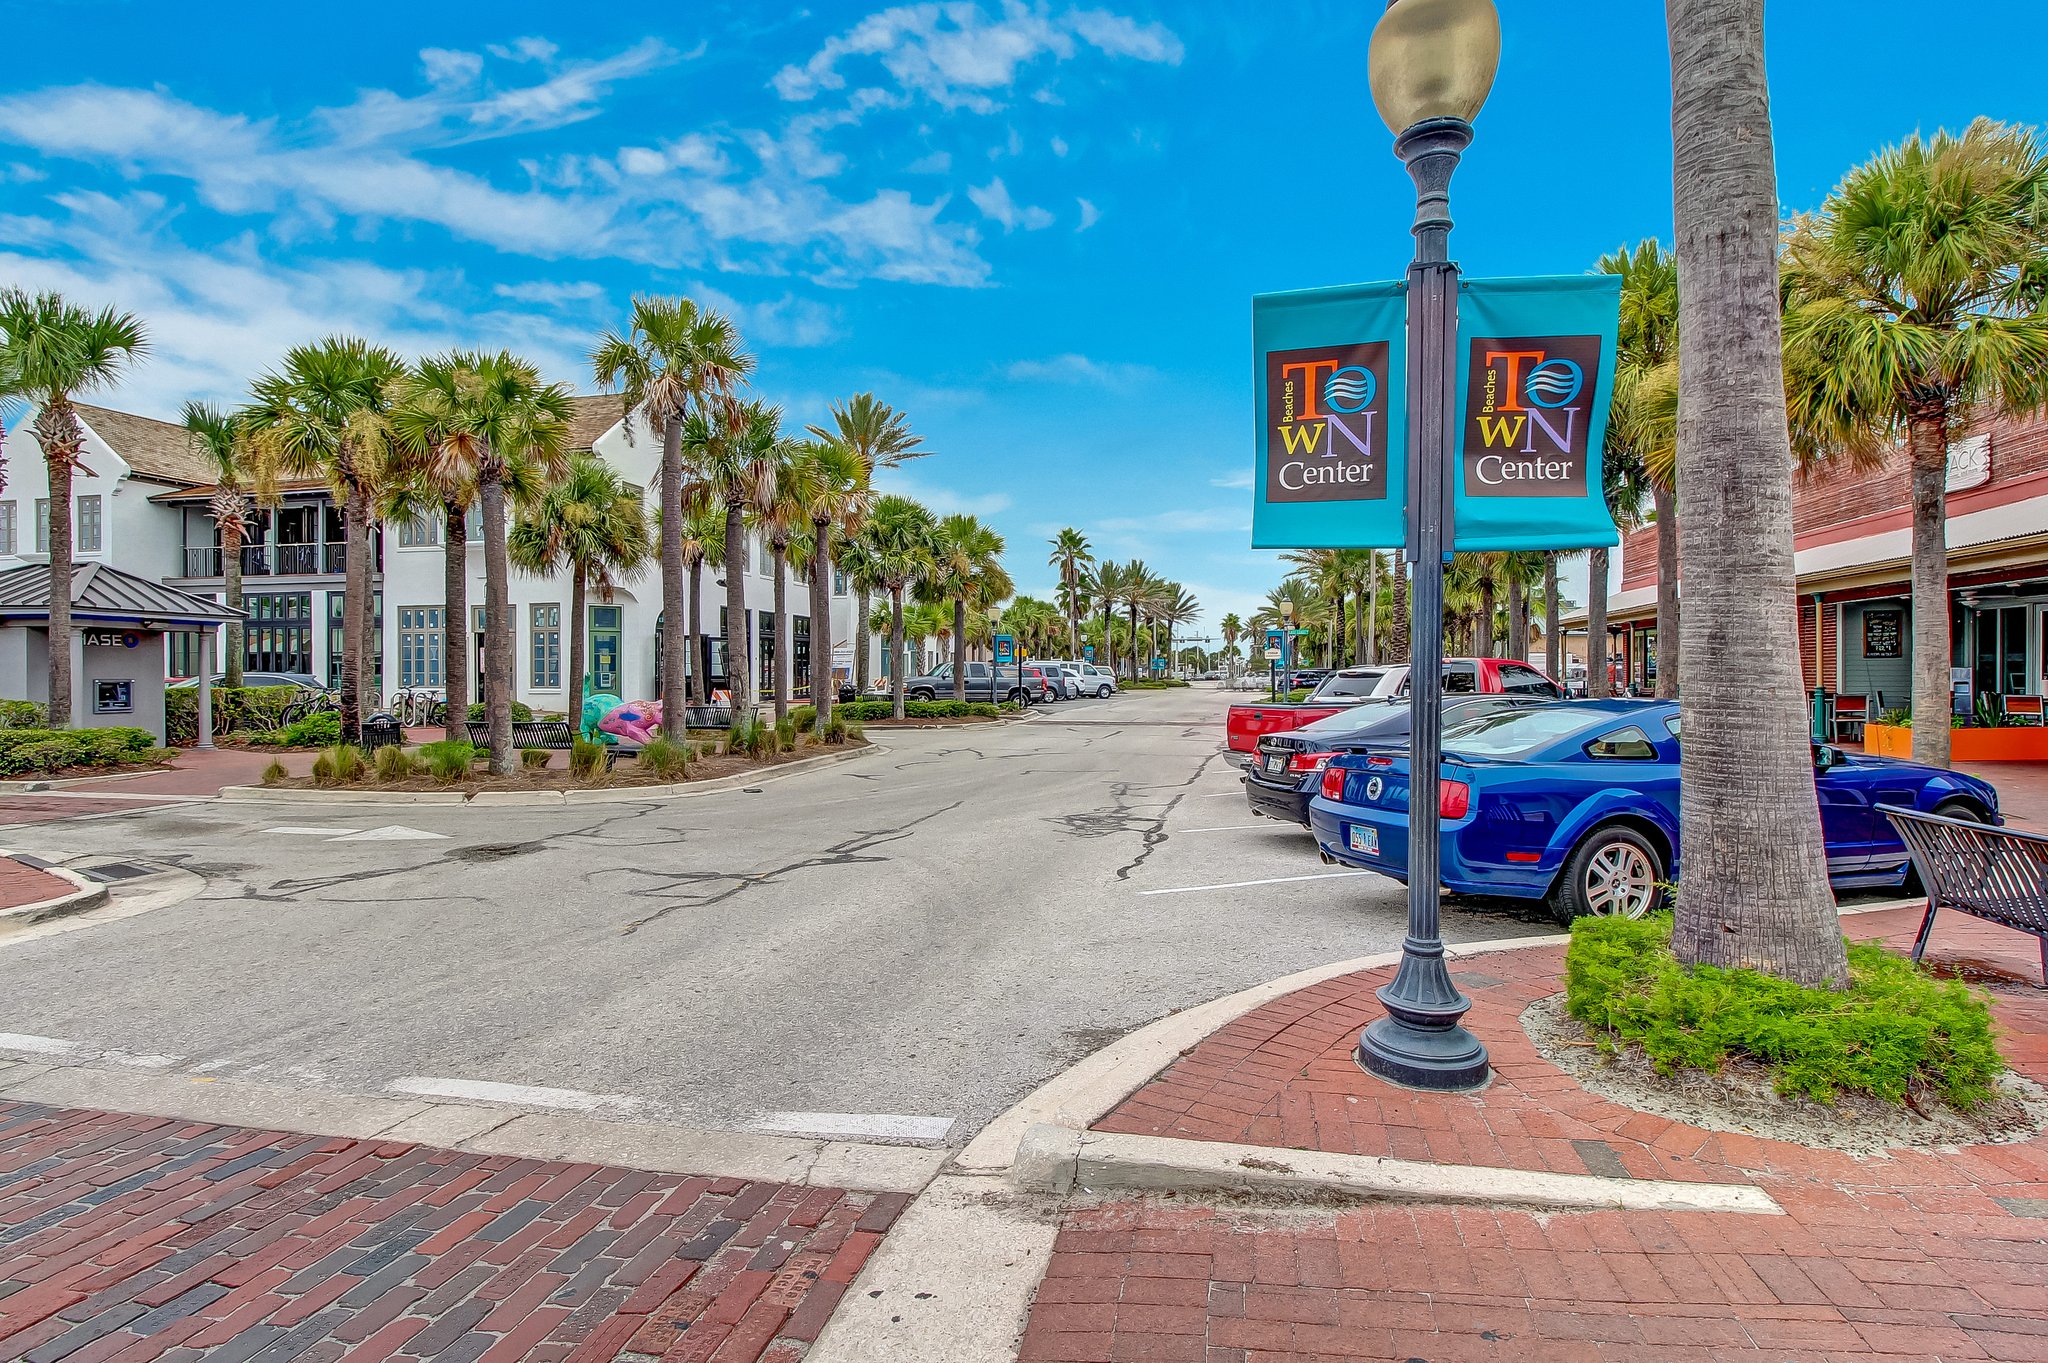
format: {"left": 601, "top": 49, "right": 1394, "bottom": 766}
{"left": 361, "top": 711, "right": 404, "bottom": 751}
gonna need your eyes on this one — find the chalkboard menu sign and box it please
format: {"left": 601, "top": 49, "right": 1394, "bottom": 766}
{"left": 1863, "top": 608, "right": 1903, "bottom": 659}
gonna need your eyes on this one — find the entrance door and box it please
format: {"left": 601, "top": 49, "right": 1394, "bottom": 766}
{"left": 590, "top": 606, "right": 622, "bottom": 695}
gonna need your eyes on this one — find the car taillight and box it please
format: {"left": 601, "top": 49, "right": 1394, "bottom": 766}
{"left": 1439, "top": 779, "right": 1470, "bottom": 819}
{"left": 1289, "top": 750, "right": 1336, "bottom": 774}
{"left": 1320, "top": 767, "right": 1346, "bottom": 801}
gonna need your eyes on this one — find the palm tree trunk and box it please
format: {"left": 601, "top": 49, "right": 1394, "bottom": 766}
{"left": 40, "top": 403, "right": 77, "bottom": 727}
{"left": 1666, "top": 0, "right": 1845, "bottom": 986}
{"left": 890, "top": 588, "right": 907, "bottom": 720}
{"left": 1127, "top": 605, "right": 1140, "bottom": 679}
{"left": 443, "top": 502, "right": 469, "bottom": 741}
{"left": 1478, "top": 580, "right": 1496, "bottom": 658}
{"left": 1103, "top": 600, "right": 1114, "bottom": 676}
{"left": 810, "top": 518, "right": 834, "bottom": 731}
{"left": 1652, "top": 478, "right": 1680, "bottom": 698}
{"left": 1587, "top": 546, "right": 1610, "bottom": 695}
{"left": 854, "top": 586, "right": 872, "bottom": 694}
{"left": 352, "top": 501, "right": 376, "bottom": 721}
{"left": 1544, "top": 552, "right": 1562, "bottom": 682}
{"left": 1390, "top": 563, "right": 1410, "bottom": 664}
{"left": 1907, "top": 412, "right": 1951, "bottom": 767}
{"left": 338, "top": 476, "right": 367, "bottom": 743}
{"left": 480, "top": 470, "right": 515, "bottom": 775}
{"left": 568, "top": 564, "right": 587, "bottom": 737}
{"left": 952, "top": 598, "right": 968, "bottom": 701}
{"left": 1508, "top": 577, "right": 1527, "bottom": 660}
{"left": 659, "top": 417, "right": 686, "bottom": 727}
{"left": 770, "top": 540, "right": 790, "bottom": 725}
{"left": 723, "top": 500, "right": 750, "bottom": 723}
{"left": 1066, "top": 573, "right": 1078, "bottom": 656}
{"left": 686, "top": 558, "right": 704, "bottom": 707}
{"left": 1330, "top": 599, "right": 1344, "bottom": 669}
{"left": 223, "top": 520, "right": 245, "bottom": 690}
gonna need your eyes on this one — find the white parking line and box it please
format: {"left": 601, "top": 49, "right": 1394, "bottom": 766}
{"left": 0, "top": 1031, "right": 84, "bottom": 1055}
{"left": 750, "top": 1111, "right": 957, "bottom": 1143}
{"left": 1139, "top": 870, "right": 1378, "bottom": 896}
{"left": 388, "top": 1076, "right": 644, "bottom": 1114}
{"left": 1178, "top": 824, "right": 1279, "bottom": 834}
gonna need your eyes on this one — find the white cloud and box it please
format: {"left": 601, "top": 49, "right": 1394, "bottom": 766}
{"left": 1096, "top": 507, "right": 1251, "bottom": 534}
{"left": 873, "top": 469, "right": 1013, "bottom": 519}
{"left": 487, "top": 37, "right": 561, "bottom": 64}
{"left": 968, "top": 177, "right": 1053, "bottom": 231}
{"left": 690, "top": 284, "right": 839, "bottom": 348}
{"left": 1050, "top": 134, "right": 1068, "bottom": 157}
{"left": 1003, "top": 353, "right": 1152, "bottom": 385}
{"left": 906, "top": 150, "right": 953, "bottom": 174}
{"left": 1076, "top": 196, "right": 1099, "bottom": 230}
{"left": 1209, "top": 470, "right": 1253, "bottom": 490}
{"left": 772, "top": 3, "right": 1182, "bottom": 111}
{"left": 493, "top": 279, "right": 605, "bottom": 305}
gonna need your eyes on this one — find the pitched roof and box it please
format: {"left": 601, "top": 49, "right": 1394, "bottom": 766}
{"left": 0, "top": 562, "right": 243, "bottom": 624}
{"left": 72, "top": 403, "right": 217, "bottom": 487}
{"left": 567, "top": 394, "right": 627, "bottom": 452}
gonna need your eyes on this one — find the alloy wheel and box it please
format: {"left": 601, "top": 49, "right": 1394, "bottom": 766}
{"left": 1584, "top": 841, "right": 1656, "bottom": 917}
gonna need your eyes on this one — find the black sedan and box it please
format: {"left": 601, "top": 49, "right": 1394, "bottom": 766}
{"left": 1243, "top": 693, "right": 1551, "bottom": 826}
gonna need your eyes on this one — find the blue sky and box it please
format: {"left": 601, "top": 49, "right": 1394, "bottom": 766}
{"left": 3, "top": 1, "right": 2043, "bottom": 634}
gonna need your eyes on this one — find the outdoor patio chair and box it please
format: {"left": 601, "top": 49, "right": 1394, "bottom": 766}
{"left": 2002, "top": 694, "right": 2045, "bottom": 725}
{"left": 1831, "top": 693, "right": 1869, "bottom": 742}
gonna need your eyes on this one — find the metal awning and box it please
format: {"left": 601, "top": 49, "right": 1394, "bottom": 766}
{"left": 0, "top": 562, "right": 245, "bottom": 628}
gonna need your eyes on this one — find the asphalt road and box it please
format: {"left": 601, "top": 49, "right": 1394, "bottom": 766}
{"left": 0, "top": 686, "right": 1554, "bottom": 1144}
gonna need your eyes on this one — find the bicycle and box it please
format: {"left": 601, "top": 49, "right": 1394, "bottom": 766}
{"left": 390, "top": 687, "right": 447, "bottom": 728}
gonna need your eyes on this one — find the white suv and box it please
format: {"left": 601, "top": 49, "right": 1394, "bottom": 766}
{"left": 1077, "top": 664, "right": 1116, "bottom": 697}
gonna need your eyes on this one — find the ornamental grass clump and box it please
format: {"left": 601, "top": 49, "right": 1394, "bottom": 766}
{"left": 1564, "top": 914, "right": 2003, "bottom": 1108}
{"left": 521, "top": 747, "right": 550, "bottom": 770}
{"left": 417, "top": 740, "right": 479, "bottom": 785}
{"left": 311, "top": 743, "right": 366, "bottom": 787}
{"left": 639, "top": 736, "right": 688, "bottom": 781}
{"left": 372, "top": 744, "right": 416, "bottom": 781}
{"left": 569, "top": 739, "right": 609, "bottom": 782}
{"left": 260, "top": 758, "right": 288, "bottom": 786}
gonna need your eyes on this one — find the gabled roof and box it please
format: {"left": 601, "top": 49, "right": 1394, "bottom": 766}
{"left": 567, "top": 394, "right": 628, "bottom": 452}
{"left": 72, "top": 403, "right": 217, "bottom": 487}
{"left": 0, "top": 562, "right": 243, "bottom": 625}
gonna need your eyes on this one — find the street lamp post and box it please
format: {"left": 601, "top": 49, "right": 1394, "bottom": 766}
{"left": 1356, "top": 0, "right": 1500, "bottom": 1091}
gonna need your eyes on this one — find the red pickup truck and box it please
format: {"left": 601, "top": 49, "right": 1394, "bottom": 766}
{"left": 1225, "top": 658, "right": 1565, "bottom": 757}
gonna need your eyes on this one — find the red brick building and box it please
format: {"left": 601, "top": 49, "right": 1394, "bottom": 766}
{"left": 1590, "top": 413, "right": 2048, "bottom": 711}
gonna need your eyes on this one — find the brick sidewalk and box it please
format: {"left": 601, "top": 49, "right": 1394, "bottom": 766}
{"left": 0, "top": 858, "right": 75, "bottom": 913}
{"left": 0, "top": 1102, "right": 901, "bottom": 1363}
{"left": 1017, "top": 909, "right": 2048, "bottom": 1362}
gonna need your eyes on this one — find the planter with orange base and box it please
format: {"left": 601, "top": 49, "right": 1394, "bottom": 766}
{"left": 1863, "top": 722, "right": 2048, "bottom": 762}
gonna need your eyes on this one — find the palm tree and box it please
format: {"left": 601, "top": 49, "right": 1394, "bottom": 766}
{"left": 390, "top": 351, "right": 574, "bottom": 773}
{"left": 1219, "top": 612, "right": 1244, "bottom": 682}
{"left": 1047, "top": 528, "right": 1093, "bottom": 657}
{"left": 382, "top": 368, "right": 485, "bottom": 740}
{"left": 592, "top": 297, "right": 752, "bottom": 733}
{"left": 1598, "top": 240, "right": 1682, "bottom": 698}
{"left": 0, "top": 291, "right": 149, "bottom": 726}
{"left": 1784, "top": 119, "right": 2048, "bottom": 767}
{"left": 1387, "top": 560, "right": 1410, "bottom": 664}
{"left": 682, "top": 400, "right": 785, "bottom": 724}
{"left": 806, "top": 393, "right": 926, "bottom": 712}
{"left": 677, "top": 500, "right": 726, "bottom": 706}
{"left": 181, "top": 401, "right": 250, "bottom": 690}
{"left": 1543, "top": 552, "right": 1562, "bottom": 682}
{"left": 1158, "top": 583, "right": 1200, "bottom": 674}
{"left": 930, "top": 515, "right": 1009, "bottom": 700}
{"left": 835, "top": 533, "right": 883, "bottom": 697}
{"left": 509, "top": 454, "right": 652, "bottom": 727}
{"left": 758, "top": 445, "right": 816, "bottom": 724}
{"left": 239, "top": 337, "right": 404, "bottom": 742}
{"left": 862, "top": 495, "right": 939, "bottom": 718}
{"left": 1088, "top": 560, "right": 1131, "bottom": 675}
{"left": 1664, "top": 0, "right": 1846, "bottom": 985}
{"left": 791, "top": 439, "right": 871, "bottom": 730}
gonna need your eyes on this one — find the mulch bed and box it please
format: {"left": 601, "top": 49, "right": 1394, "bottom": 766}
{"left": 257, "top": 740, "right": 867, "bottom": 793}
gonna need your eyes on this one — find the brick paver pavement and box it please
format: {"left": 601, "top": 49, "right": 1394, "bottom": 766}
{"left": 1017, "top": 909, "right": 2048, "bottom": 1361}
{"left": 0, "top": 1101, "right": 902, "bottom": 1363}
{"left": 0, "top": 859, "right": 76, "bottom": 913}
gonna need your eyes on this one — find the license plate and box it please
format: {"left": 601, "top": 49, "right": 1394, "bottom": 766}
{"left": 1264, "top": 753, "right": 1287, "bottom": 775}
{"left": 1347, "top": 824, "right": 1378, "bottom": 856}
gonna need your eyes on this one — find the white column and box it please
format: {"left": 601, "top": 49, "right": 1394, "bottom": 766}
{"left": 195, "top": 626, "right": 215, "bottom": 751}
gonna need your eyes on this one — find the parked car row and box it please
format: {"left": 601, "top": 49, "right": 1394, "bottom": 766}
{"left": 1240, "top": 694, "right": 2003, "bottom": 926}
{"left": 903, "top": 659, "right": 1119, "bottom": 704}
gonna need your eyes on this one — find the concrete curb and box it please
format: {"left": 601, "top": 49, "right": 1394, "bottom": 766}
{"left": 0, "top": 856, "right": 110, "bottom": 925}
{"left": 215, "top": 740, "right": 885, "bottom": 807}
{"left": 1012, "top": 1124, "right": 1783, "bottom": 1215}
{"left": 955, "top": 931, "right": 1565, "bottom": 1174}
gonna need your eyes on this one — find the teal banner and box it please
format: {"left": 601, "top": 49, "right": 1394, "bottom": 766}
{"left": 1250, "top": 281, "right": 1406, "bottom": 549}
{"left": 1450, "top": 275, "right": 1622, "bottom": 552}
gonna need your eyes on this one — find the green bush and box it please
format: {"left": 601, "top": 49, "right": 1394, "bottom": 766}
{"left": 1125, "top": 678, "right": 1190, "bottom": 690}
{"left": 0, "top": 700, "right": 48, "bottom": 729}
{"left": 822, "top": 714, "right": 850, "bottom": 745}
{"left": 569, "top": 738, "right": 609, "bottom": 782}
{"left": 640, "top": 736, "right": 689, "bottom": 780}
{"left": 467, "top": 700, "right": 535, "bottom": 724}
{"left": 789, "top": 705, "right": 818, "bottom": 731}
{"left": 260, "top": 758, "right": 288, "bottom": 786}
{"left": 311, "top": 743, "right": 367, "bottom": 787}
{"left": 372, "top": 744, "right": 418, "bottom": 781}
{"left": 166, "top": 685, "right": 305, "bottom": 743}
{"left": 728, "top": 715, "right": 772, "bottom": 758}
{"left": 246, "top": 710, "right": 342, "bottom": 748}
{"left": 0, "top": 727, "right": 155, "bottom": 777}
{"left": 521, "top": 746, "right": 551, "bottom": 770}
{"left": 1564, "top": 914, "right": 2004, "bottom": 1108}
{"left": 418, "top": 739, "right": 479, "bottom": 784}
{"left": 831, "top": 700, "right": 998, "bottom": 721}
{"left": 774, "top": 717, "right": 797, "bottom": 752}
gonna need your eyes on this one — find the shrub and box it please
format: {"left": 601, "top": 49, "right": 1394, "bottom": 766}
{"left": 830, "top": 700, "right": 999, "bottom": 721}
{"left": 165, "top": 685, "right": 305, "bottom": 743}
{"left": 467, "top": 700, "right": 535, "bottom": 724}
{"left": 0, "top": 700, "right": 48, "bottom": 729}
{"left": 0, "top": 727, "right": 155, "bottom": 777}
{"left": 143, "top": 747, "right": 179, "bottom": 767}
{"left": 775, "top": 717, "right": 797, "bottom": 753}
{"left": 569, "top": 739, "right": 609, "bottom": 782}
{"left": 728, "top": 715, "right": 772, "bottom": 758}
{"left": 789, "top": 705, "right": 818, "bottom": 731}
{"left": 260, "top": 758, "right": 288, "bottom": 786}
{"left": 312, "top": 743, "right": 367, "bottom": 787}
{"left": 1564, "top": 914, "right": 2004, "bottom": 1108}
{"left": 372, "top": 744, "right": 417, "bottom": 781}
{"left": 418, "top": 739, "right": 479, "bottom": 785}
{"left": 822, "top": 714, "right": 850, "bottom": 745}
{"left": 265, "top": 711, "right": 342, "bottom": 748}
{"left": 640, "top": 736, "right": 689, "bottom": 780}
{"left": 521, "top": 747, "right": 551, "bottom": 770}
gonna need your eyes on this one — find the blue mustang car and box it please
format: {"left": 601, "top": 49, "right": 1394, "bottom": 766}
{"left": 1307, "top": 699, "right": 2002, "bottom": 924}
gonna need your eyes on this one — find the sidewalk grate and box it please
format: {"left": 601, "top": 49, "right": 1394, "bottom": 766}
{"left": 75, "top": 862, "right": 159, "bottom": 883}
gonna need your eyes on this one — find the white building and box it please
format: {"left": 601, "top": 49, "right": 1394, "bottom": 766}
{"left": 0, "top": 398, "right": 875, "bottom": 715}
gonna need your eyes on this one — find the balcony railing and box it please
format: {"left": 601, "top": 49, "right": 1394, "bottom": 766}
{"left": 184, "top": 547, "right": 222, "bottom": 577}
{"left": 179, "top": 541, "right": 376, "bottom": 578}
{"left": 276, "top": 543, "right": 320, "bottom": 574}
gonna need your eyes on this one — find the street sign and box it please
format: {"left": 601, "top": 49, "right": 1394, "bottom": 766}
{"left": 1263, "top": 628, "right": 1284, "bottom": 652}
{"left": 1082, "top": 644, "right": 1095, "bottom": 660}
{"left": 994, "top": 633, "right": 1015, "bottom": 665}
{"left": 1152, "top": 657, "right": 1166, "bottom": 671}
{"left": 1263, "top": 646, "right": 1282, "bottom": 661}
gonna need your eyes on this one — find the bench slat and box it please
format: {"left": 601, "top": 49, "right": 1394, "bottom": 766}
{"left": 1878, "top": 803, "right": 2048, "bottom": 987}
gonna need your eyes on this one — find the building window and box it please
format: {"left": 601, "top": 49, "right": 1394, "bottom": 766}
{"left": 397, "top": 517, "right": 440, "bottom": 548}
{"left": 0, "top": 502, "right": 14, "bottom": 554}
{"left": 245, "top": 592, "right": 315, "bottom": 675}
{"left": 77, "top": 495, "right": 102, "bottom": 553}
{"left": 465, "top": 506, "right": 483, "bottom": 542}
{"left": 530, "top": 603, "right": 561, "bottom": 688}
{"left": 833, "top": 567, "right": 848, "bottom": 596}
{"left": 35, "top": 499, "right": 49, "bottom": 554}
{"left": 399, "top": 607, "right": 444, "bottom": 687}
{"left": 326, "top": 592, "right": 384, "bottom": 690}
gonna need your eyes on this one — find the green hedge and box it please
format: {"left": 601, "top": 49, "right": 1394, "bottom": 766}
{"left": 0, "top": 700, "right": 48, "bottom": 729}
{"left": 1565, "top": 914, "right": 2003, "bottom": 1108}
{"left": 244, "top": 711, "right": 342, "bottom": 748}
{"left": 467, "top": 701, "right": 536, "bottom": 723}
{"left": 166, "top": 686, "right": 304, "bottom": 744}
{"left": 0, "top": 727, "right": 158, "bottom": 777}
{"left": 1125, "top": 678, "right": 1190, "bottom": 690}
{"left": 790, "top": 700, "right": 1001, "bottom": 725}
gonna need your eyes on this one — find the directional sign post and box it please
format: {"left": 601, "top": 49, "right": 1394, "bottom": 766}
{"left": 994, "top": 633, "right": 1016, "bottom": 705}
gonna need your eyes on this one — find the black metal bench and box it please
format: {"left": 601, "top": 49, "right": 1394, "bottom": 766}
{"left": 1880, "top": 804, "right": 2048, "bottom": 987}
{"left": 466, "top": 719, "right": 577, "bottom": 750}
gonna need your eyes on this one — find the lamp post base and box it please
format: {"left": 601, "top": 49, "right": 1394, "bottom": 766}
{"left": 1356, "top": 1013, "right": 1490, "bottom": 1091}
